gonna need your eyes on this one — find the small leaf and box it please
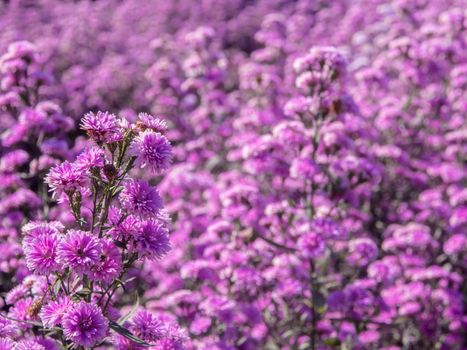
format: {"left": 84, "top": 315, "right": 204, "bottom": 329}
{"left": 324, "top": 338, "right": 340, "bottom": 346}
{"left": 70, "top": 276, "right": 81, "bottom": 292}
{"left": 111, "top": 186, "right": 124, "bottom": 196}
{"left": 109, "top": 321, "right": 151, "bottom": 346}
{"left": 118, "top": 293, "right": 139, "bottom": 325}
{"left": 313, "top": 291, "right": 326, "bottom": 309}
{"left": 53, "top": 280, "right": 61, "bottom": 296}
{"left": 114, "top": 240, "right": 126, "bottom": 249}
{"left": 75, "top": 288, "right": 92, "bottom": 297}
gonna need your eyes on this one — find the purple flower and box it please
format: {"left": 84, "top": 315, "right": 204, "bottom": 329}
{"left": 119, "top": 179, "right": 163, "bottom": 217}
{"left": 75, "top": 147, "right": 106, "bottom": 171}
{"left": 23, "top": 233, "right": 61, "bottom": 274}
{"left": 80, "top": 111, "right": 122, "bottom": 143}
{"left": 0, "top": 150, "right": 29, "bottom": 172}
{"left": 136, "top": 113, "right": 168, "bottom": 133}
{"left": 45, "top": 161, "right": 86, "bottom": 197}
{"left": 0, "top": 338, "right": 15, "bottom": 350}
{"left": 443, "top": 234, "right": 466, "bottom": 255}
{"left": 130, "top": 309, "right": 165, "bottom": 342}
{"left": 62, "top": 301, "right": 108, "bottom": 347}
{"left": 40, "top": 296, "right": 73, "bottom": 328}
{"left": 0, "top": 318, "right": 16, "bottom": 337}
{"left": 297, "top": 230, "right": 326, "bottom": 259}
{"left": 88, "top": 239, "right": 122, "bottom": 284}
{"left": 108, "top": 212, "right": 140, "bottom": 241}
{"left": 14, "top": 340, "right": 46, "bottom": 350}
{"left": 56, "top": 230, "right": 102, "bottom": 274}
{"left": 129, "top": 131, "right": 172, "bottom": 174}
{"left": 347, "top": 238, "right": 378, "bottom": 267}
{"left": 133, "top": 220, "right": 171, "bottom": 259}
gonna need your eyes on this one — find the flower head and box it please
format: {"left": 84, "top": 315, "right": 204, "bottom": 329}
{"left": 297, "top": 230, "right": 326, "bottom": 259}
{"left": 11, "top": 340, "right": 45, "bottom": 350}
{"left": 348, "top": 238, "right": 378, "bottom": 267}
{"left": 133, "top": 220, "right": 171, "bottom": 259}
{"left": 119, "top": 179, "right": 163, "bottom": 217}
{"left": 0, "top": 317, "right": 16, "bottom": 337}
{"left": 40, "top": 296, "right": 73, "bottom": 328}
{"left": 88, "top": 239, "right": 122, "bottom": 284}
{"left": 80, "top": 111, "right": 122, "bottom": 143}
{"left": 0, "top": 338, "right": 15, "bottom": 350}
{"left": 75, "top": 147, "right": 106, "bottom": 172}
{"left": 56, "top": 230, "right": 102, "bottom": 274}
{"left": 23, "top": 234, "right": 61, "bottom": 274}
{"left": 45, "top": 161, "right": 86, "bottom": 197}
{"left": 136, "top": 113, "right": 168, "bottom": 133}
{"left": 129, "top": 131, "right": 172, "bottom": 174}
{"left": 130, "top": 309, "right": 165, "bottom": 342}
{"left": 62, "top": 301, "right": 108, "bottom": 347}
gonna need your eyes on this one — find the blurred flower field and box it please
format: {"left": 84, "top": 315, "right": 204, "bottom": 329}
{"left": 0, "top": 1, "right": 465, "bottom": 349}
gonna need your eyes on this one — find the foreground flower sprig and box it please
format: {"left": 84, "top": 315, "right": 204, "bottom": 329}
{"left": 1, "top": 111, "right": 185, "bottom": 349}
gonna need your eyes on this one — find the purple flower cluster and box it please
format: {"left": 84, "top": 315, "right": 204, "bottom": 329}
{"left": 0, "top": 1, "right": 465, "bottom": 350}
{"left": 1, "top": 105, "right": 180, "bottom": 348}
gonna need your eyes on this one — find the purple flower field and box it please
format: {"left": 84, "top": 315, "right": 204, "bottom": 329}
{"left": 0, "top": 1, "right": 465, "bottom": 349}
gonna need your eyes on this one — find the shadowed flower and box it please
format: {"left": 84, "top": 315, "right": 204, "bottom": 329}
{"left": 88, "top": 239, "right": 122, "bottom": 284}
{"left": 130, "top": 309, "right": 165, "bottom": 342}
{"left": 119, "top": 179, "right": 163, "bottom": 217}
{"left": 56, "top": 230, "right": 102, "bottom": 274}
{"left": 133, "top": 220, "right": 171, "bottom": 259}
{"left": 62, "top": 301, "right": 108, "bottom": 347}
{"left": 40, "top": 296, "right": 73, "bottom": 328}
{"left": 297, "top": 230, "right": 326, "bottom": 259}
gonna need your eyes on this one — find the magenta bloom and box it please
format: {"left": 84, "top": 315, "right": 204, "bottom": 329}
{"left": 297, "top": 231, "right": 326, "bottom": 259}
{"left": 56, "top": 230, "right": 102, "bottom": 274}
{"left": 136, "top": 113, "right": 168, "bottom": 133}
{"left": 44, "top": 161, "right": 86, "bottom": 197}
{"left": 0, "top": 338, "right": 15, "bottom": 350}
{"left": 80, "top": 111, "right": 122, "bottom": 143}
{"left": 75, "top": 146, "right": 106, "bottom": 171}
{"left": 40, "top": 296, "right": 73, "bottom": 328}
{"left": 133, "top": 220, "right": 171, "bottom": 259}
{"left": 119, "top": 179, "right": 163, "bottom": 217}
{"left": 108, "top": 209, "right": 140, "bottom": 241}
{"left": 130, "top": 309, "right": 165, "bottom": 342}
{"left": 0, "top": 317, "right": 16, "bottom": 337}
{"left": 23, "top": 234, "right": 61, "bottom": 274}
{"left": 88, "top": 239, "right": 122, "bottom": 284}
{"left": 14, "top": 340, "right": 46, "bottom": 350}
{"left": 347, "top": 238, "right": 378, "bottom": 267}
{"left": 22, "top": 221, "right": 63, "bottom": 247}
{"left": 62, "top": 301, "right": 108, "bottom": 347}
{"left": 129, "top": 131, "right": 172, "bottom": 174}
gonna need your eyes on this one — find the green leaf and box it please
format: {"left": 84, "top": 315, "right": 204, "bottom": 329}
{"left": 313, "top": 291, "right": 326, "bottom": 309}
{"left": 111, "top": 186, "right": 124, "bottom": 196}
{"left": 324, "top": 338, "right": 341, "bottom": 346}
{"left": 118, "top": 293, "right": 139, "bottom": 325}
{"left": 53, "top": 280, "right": 61, "bottom": 295}
{"left": 75, "top": 288, "right": 92, "bottom": 297}
{"left": 70, "top": 276, "right": 81, "bottom": 292}
{"left": 109, "top": 321, "right": 152, "bottom": 346}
